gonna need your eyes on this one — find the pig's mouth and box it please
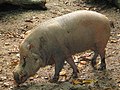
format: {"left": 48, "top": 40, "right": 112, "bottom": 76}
{"left": 13, "top": 71, "right": 28, "bottom": 85}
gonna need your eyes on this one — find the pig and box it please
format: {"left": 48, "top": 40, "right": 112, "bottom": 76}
{"left": 13, "top": 10, "right": 113, "bottom": 84}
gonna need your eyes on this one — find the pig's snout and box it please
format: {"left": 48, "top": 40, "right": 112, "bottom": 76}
{"left": 13, "top": 70, "right": 28, "bottom": 85}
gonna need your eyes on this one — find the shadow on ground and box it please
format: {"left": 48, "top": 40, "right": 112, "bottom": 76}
{"left": 11, "top": 69, "right": 119, "bottom": 90}
{"left": 12, "top": 82, "right": 88, "bottom": 90}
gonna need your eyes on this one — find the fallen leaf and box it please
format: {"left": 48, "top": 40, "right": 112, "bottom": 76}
{"left": 20, "top": 34, "right": 25, "bottom": 39}
{"left": 61, "top": 76, "right": 67, "bottom": 82}
{"left": 25, "top": 30, "right": 31, "bottom": 35}
{"left": 73, "top": 55, "right": 80, "bottom": 63}
{"left": 85, "top": 7, "right": 89, "bottom": 10}
{"left": 74, "top": 58, "right": 79, "bottom": 63}
{"left": 82, "top": 80, "right": 97, "bottom": 84}
{"left": 72, "top": 79, "right": 82, "bottom": 85}
{"left": 32, "top": 16, "right": 39, "bottom": 19}
{"left": 8, "top": 45, "right": 19, "bottom": 54}
{"left": 110, "top": 40, "right": 118, "bottom": 43}
{"left": 77, "top": 63, "right": 84, "bottom": 68}
{"left": 60, "top": 69, "right": 67, "bottom": 76}
{"left": 80, "top": 61, "right": 87, "bottom": 65}
{"left": 82, "top": 52, "right": 92, "bottom": 58}
{"left": 29, "top": 77, "right": 34, "bottom": 81}
{"left": 35, "top": 74, "right": 39, "bottom": 78}
{"left": 10, "top": 59, "right": 19, "bottom": 67}
{"left": 72, "top": 79, "right": 97, "bottom": 85}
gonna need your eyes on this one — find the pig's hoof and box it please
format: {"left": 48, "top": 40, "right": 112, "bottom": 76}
{"left": 98, "top": 65, "right": 106, "bottom": 71}
{"left": 72, "top": 73, "right": 78, "bottom": 79}
{"left": 49, "top": 77, "right": 58, "bottom": 83}
{"left": 91, "top": 61, "right": 97, "bottom": 70}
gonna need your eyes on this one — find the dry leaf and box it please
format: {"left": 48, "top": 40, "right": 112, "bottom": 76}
{"left": 25, "top": 30, "right": 31, "bottom": 35}
{"left": 85, "top": 7, "right": 89, "bottom": 10}
{"left": 82, "top": 80, "right": 97, "bottom": 84}
{"left": 80, "top": 61, "right": 87, "bottom": 65}
{"left": 72, "top": 79, "right": 97, "bottom": 85}
{"left": 29, "top": 77, "right": 34, "bottom": 80}
{"left": 8, "top": 45, "right": 19, "bottom": 54}
{"left": 82, "top": 52, "right": 92, "bottom": 58}
{"left": 10, "top": 60, "right": 19, "bottom": 67}
{"left": 32, "top": 16, "right": 39, "bottom": 19}
{"left": 72, "top": 79, "right": 82, "bottom": 85}
{"left": 16, "top": 54, "right": 20, "bottom": 58}
{"left": 61, "top": 76, "right": 67, "bottom": 82}
{"left": 60, "top": 69, "right": 67, "bottom": 76}
{"left": 77, "top": 63, "right": 84, "bottom": 68}
{"left": 110, "top": 40, "right": 118, "bottom": 43}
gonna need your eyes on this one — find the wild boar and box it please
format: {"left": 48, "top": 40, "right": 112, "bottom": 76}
{"left": 13, "top": 10, "right": 113, "bottom": 84}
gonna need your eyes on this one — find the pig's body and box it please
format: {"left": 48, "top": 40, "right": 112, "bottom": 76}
{"left": 13, "top": 10, "right": 112, "bottom": 84}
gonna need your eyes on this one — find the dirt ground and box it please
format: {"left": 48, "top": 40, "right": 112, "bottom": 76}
{"left": 0, "top": 0, "right": 120, "bottom": 90}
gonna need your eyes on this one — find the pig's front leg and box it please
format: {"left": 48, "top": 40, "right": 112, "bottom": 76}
{"left": 49, "top": 53, "right": 65, "bottom": 83}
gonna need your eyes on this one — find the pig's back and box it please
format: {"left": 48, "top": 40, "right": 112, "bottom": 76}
{"left": 46, "top": 10, "right": 110, "bottom": 54}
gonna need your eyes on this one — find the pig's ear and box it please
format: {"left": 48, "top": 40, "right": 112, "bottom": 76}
{"left": 27, "top": 44, "right": 34, "bottom": 50}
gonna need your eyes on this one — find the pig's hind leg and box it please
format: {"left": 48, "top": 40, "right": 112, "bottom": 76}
{"left": 91, "top": 50, "right": 99, "bottom": 70}
{"left": 66, "top": 57, "right": 79, "bottom": 78}
{"left": 91, "top": 45, "right": 106, "bottom": 70}
{"left": 96, "top": 43, "right": 107, "bottom": 70}
{"left": 98, "top": 49, "right": 106, "bottom": 70}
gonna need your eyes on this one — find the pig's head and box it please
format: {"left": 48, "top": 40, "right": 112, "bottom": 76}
{"left": 13, "top": 42, "right": 45, "bottom": 85}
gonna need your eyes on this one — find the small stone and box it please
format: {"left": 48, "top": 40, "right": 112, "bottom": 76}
{"left": 29, "top": 77, "right": 34, "bottom": 80}
{"left": 25, "top": 18, "right": 33, "bottom": 23}
{"left": 117, "top": 34, "right": 120, "bottom": 37}
{"left": 44, "top": 77, "right": 49, "bottom": 80}
{"left": 41, "top": 77, "right": 44, "bottom": 80}
{"left": 1, "top": 76, "right": 7, "bottom": 80}
{"left": 16, "top": 54, "right": 20, "bottom": 58}
{"left": 10, "top": 86, "right": 13, "bottom": 89}
{"left": 3, "top": 82, "right": 9, "bottom": 87}
{"left": 33, "top": 16, "right": 39, "bottom": 19}
{"left": 4, "top": 43, "right": 10, "bottom": 46}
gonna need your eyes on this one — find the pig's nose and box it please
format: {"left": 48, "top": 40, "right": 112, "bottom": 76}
{"left": 13, "top": 72, "right": 21, "bottom": 85}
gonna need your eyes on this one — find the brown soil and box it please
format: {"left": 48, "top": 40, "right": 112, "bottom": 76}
{"left": 0, "top": 0, "right": 120, "bottom": 90}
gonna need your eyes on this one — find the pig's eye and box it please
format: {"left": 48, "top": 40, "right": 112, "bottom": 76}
{"left": 23, "top": 57, "right": 25, "bottom": 59}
